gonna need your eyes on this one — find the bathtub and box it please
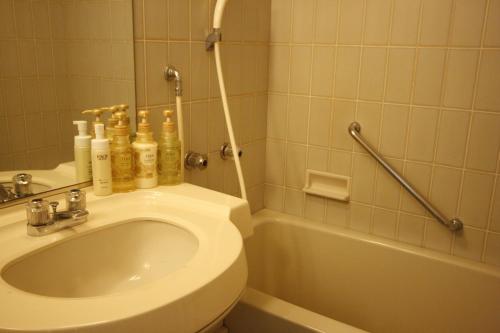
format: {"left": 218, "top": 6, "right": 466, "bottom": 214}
{"left": 225, "top": 209, "right": 500, "bottom": 333}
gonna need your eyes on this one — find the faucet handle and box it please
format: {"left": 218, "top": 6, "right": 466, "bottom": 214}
{"left": 66, "top": 189, "right": 86, "bottom": 212}
{"left": 26, "top": 199, "right": 50, "bottom": 226}
{"left": 49, "top": 201, "right": 59, "bottom": 215}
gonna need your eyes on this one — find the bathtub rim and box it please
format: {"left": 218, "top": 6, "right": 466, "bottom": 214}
{"left": 251, "top": 209, "right": 500, "bottom": 279}
{"left": 238, "top": 287, "right": 368, "bottom": 333}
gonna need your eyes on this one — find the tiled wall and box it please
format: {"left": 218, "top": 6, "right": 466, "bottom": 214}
{"left": 0, "top": 0, "right": 135, "bottom": 171}
{"left": 132, "top": 0, "right": 270, "bottom": 211}
{"left": 264, "top": 0, "right": 500, "bottom": 266}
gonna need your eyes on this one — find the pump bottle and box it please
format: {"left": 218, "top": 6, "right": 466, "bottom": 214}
{"left": 73, "top": 120, "right": 92, "bottom": 182}
{"left": 158, "top": 110, "right": 181, "bottom": 185}
{"left": 133, "top": 110, "right": 158, "bottom": 188}
{"left": 82, "top": 108, "right": 106, "bottom": 138}
{"left": 110, "top": 111, "right": 135, "bottom": 192}
{"left": 91, "top": 123, "right": 112, "bottom": 196}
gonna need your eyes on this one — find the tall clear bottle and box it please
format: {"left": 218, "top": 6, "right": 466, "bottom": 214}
{"left": 133, "top": 110, "right": 158, "bottom": 188}
{"left": 110, "top": 111, "right": 135, "bottom": 192}
{"left": 158, "top": 110, "right": 181, "bottom": 185}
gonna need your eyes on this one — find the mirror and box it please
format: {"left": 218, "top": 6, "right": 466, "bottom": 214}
{"left": 0, "top": 0, "right": 136, "bottom": 205}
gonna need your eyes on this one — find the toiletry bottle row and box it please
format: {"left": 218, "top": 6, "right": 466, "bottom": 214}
{"left": 73, "top": 106, "right": 182, "bottom": 195}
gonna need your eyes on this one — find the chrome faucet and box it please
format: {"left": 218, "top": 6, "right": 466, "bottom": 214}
{"left": 0, "top": 173, "right": 34, "bottom": 203}
{"left": 26, "top": 189, "right": 89, "bottom": 237}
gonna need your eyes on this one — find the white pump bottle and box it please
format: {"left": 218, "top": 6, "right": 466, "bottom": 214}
{"left": 73, "top": 120, "right": 92, "bottom": 182}
{"left": 91, "top": 123, "right": 112, "bottom": 196}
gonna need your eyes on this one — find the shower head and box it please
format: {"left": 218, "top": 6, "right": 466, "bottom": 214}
{"left": 213, "top": 0, "right": 229, "bottom": 29}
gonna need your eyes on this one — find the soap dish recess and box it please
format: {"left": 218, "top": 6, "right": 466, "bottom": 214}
{"left": 303, "top": 169, "right": 350, "bottom": 202}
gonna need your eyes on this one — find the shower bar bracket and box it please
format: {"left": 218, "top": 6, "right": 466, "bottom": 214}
{"left": 206, "top": 29, "right": 222, "bottom": 51}
{"left": 348, "top": 122, "right": 463, "bottom": 232}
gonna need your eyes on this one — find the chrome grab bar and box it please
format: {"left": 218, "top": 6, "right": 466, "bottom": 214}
{"left": 348, "top": 122, "right": 463, "bottom": 232}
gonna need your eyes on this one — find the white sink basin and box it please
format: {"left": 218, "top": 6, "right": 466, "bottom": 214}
{"left": 0, "top": 183, "right": 252, "bottom": 333}
{"left": 2, "top": 220, "right": 198, "bottom": 298}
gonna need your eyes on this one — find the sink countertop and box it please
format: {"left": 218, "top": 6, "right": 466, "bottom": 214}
{"left": 0, "top": 183, "right": 251, "bottom": 333}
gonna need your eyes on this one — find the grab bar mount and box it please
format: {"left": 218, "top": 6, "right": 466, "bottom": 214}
{"left": 348, "top": 122, "right": 463, "bottom": 232}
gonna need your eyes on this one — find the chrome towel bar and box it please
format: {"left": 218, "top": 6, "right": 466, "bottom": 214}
{"left": 348, "top": 122, "right": 463, "bottom": 232}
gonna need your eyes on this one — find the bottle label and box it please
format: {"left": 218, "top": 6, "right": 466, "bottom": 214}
{"left": 111, "top": 151, "right": 134, "bottom": 182}
{"left": 158, "top": 148, "right": 180, "bottom": 180}
{"left": 135, "top": 147, "right": 157, "bottom": 179}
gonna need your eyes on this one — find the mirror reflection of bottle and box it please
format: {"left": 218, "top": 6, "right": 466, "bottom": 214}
{"left": 91, "top": 124, "right": 112, "bottom": 196}
{"left": 110, "top": 112, "right": 135, "bottom": 192}
{"left": 72, "top": 121, "right": 92, "bottom": 182}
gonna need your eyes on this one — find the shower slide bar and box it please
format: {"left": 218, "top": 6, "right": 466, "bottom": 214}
{"left": 348, "top": 122, "right": 463, "bottom": 232}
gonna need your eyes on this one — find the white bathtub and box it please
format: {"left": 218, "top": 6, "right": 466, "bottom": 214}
{"left": 226, "top": 209, "right": 500, "bottom": 333}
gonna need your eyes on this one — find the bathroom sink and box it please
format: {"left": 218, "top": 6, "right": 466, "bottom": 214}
{"left": 0, "top": 183, "right": 251, "bottom": 333}
{"left": 2, "top": 220, "right": 199, "bottom": 298}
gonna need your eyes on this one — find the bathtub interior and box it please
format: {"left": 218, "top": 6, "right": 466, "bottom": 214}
{"left": 242, "top": 210, "right": 500, "bottom": 333}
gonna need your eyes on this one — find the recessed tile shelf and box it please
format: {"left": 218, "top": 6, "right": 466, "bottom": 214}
{"left": 302, "top": 169, "right": 351, "bottom": 202}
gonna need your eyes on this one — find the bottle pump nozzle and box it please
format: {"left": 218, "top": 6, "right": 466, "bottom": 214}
{"left": 73, "top": 121, "right": 88, "bottom": 137}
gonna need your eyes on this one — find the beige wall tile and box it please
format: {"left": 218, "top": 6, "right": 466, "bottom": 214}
{"left": 144, "top": 0, "right": 167, "bottom": 39}
{"left": 291, "top": 0, "right": 315, "bottom": 43}
{"left": 435, "top": 110, "right": 470, "bottom": 167}
{"left": 270, "top": 0, "right": 292, "bottom": 43}
{"left": 311, "top": 46, "right": 335, "bottom": 97}
{"left": 453, "top": 227, "right": 485, "bottom": 261}
{"left": 466, "top": 112, "right": 500, "bottom": 172}
{"left": 391, "top": 0, "right": 421, "bottom": 45}
{"left": 330, "top": 100, "right": 355, "bottom": 150}
{"left": 364, "top": 0, "right": 391, "bottom": 45}
{"left": 326, "top": 200, "right": 349, "bottom": 227}
{"left": 443, "top": 50, "right": 479, "bottom": 109}
{"left": 385, "top": 48, "right": 416, "bottom": 104}
{"left": 380, "top": 104, "right": 409, "bottom": 158}
{"left": 284, "top": 188, "right": 304, "bottom": 216}
{"left": 425, "top": 220, "right": 452, "bottom": 254}
{"left": 314, "top": 0, "right": 338, "bottom": 44}
{"left": 484, "top": 0, "right": 500, "bottom": 47}
{"left": 169, "top": 0, "right": 190, "bottom": 40}
{"left": 459, "top": 171, "right": 494, "bottom": 229}
{"left": 475, "top": 50, "right": 500, "bottom": 112}
{"left": 307, "top": 147, "right": 329, "bottom": 171}
{"left": 372, "top": 208, "right": 397, "bottom": 239}
{"left": 267, "top": 94, "right": 288, "bottom": 140}
{"left": 413, "top": 48, "right": 446, "bottom": 106}
{"left": 264, "top": 184, "right": 285, "bottom": 211}
{"left": 334, "top": 46, "right": 361, "bottom": 99}
{"left": 484, "top": 233, "right": 500, "bottom": 266}
{"left": 287, "top": 95, "right": 309, "bottom": 143}
{"left": 349, "top": 203, "right": 372, "bottom": 233}
{"left": 265, "top": 140, "right": 286, "bottom": 186}
{"left": 337, "top": 0, "right": 364, "bottom": 44}
{"left": 308, "top": 98, "right": 331, "bottom": 147}
{"left": 0, "top": 0, "right": 16, "bottom": 39}
{"left": 491, "top": 180, "right": 500, "bottom": 232}
{"left": 450, "top": 0, "right": 486, "bottom": 47}
{"left": 355, "top": 102, "right": 381, "bottom": 153}
{"left": 430, "top": 166, "right": 462, "bottom": 218}
{"left": 419, "top": 0, "right": 452, "bottom": 46}
{"left": 268, "top": 45, "right": 290, "bottom": 93}
{"left": 304, "top": 195, "right": 326, "bottom": 222}
{"left": 328, "top": 149, "right": 352, "bottom": 176}
{"left": 374, "top": 159, "right": 403, "bottom": 210}
{"left": 285, "top": 143, "right": 307, "bottom": 188}
{"left": 359, "top": 47, "right": 387, "bottom": 102}
{"left": 398, "top": 214, "right": 425, "bottom": 246}
{"left": 351, "top": 154, "right": 376, "bottom": 204}
{"left": 191, "top": 0, "right": 209, "bottom": 41}
{"left": 406, "top": 107, "right": 439, "bottom": 162}
{"left": 289, "top": 46, "right": 312, "bottom": 95}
